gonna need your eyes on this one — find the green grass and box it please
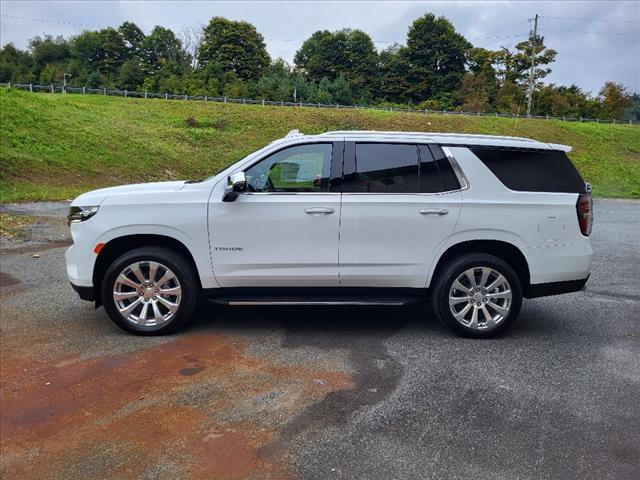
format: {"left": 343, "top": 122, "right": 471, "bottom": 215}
{"left": 1, "top": 88, "right": 639, "bottom": 201}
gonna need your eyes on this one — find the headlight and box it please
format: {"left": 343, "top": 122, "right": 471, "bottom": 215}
{"left": 68, "top": 206, "right": 99, "bottom": 225}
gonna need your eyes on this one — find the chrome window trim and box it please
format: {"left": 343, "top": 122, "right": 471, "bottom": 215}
{"left": 339, "top": 143, "right": 468, "bottom": 196}
{"left": 441, "top": 146, "right": 470, "bottom": 192}
{"left": 242, "top": 192, "right": 340, "bottom": 196}
{"left": 340, "top": 190, "right": 461, "bottom": 196}
{"left": 241, "top": 141, "right": 336, "bottom": 194}
{"left": 227, "top": 141, "right": 470, "bottom": 197}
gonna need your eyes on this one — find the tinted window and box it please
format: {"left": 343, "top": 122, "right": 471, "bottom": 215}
{"left": 245, "top": 143, "right": 332, "bottom": 192}
{"left": 344, "top": 143, "right": 419, "bottom": 193}
{"left": 428, "top": 145, "right": 461, "bottom": 191}
{"left": 470, "top": 148, "right": 586, "bottom": 193}
{"left": 419, "top": 145, "right": 461, "bottom": 193}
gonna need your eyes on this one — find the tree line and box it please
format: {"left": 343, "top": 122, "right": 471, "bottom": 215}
{"left": 1, "top": 14, "right": 637, "bottom": 121}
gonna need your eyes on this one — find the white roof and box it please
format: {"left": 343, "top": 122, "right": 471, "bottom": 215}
{"left": 284, "top": 130, "right": 571, "bottom": 152}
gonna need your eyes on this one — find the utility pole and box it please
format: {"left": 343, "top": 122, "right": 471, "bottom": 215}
{"left": 526, "top": 14, "right": 539, "bottom": 117}
{"left": 63, "top": 73, "right": 72, "bottom": 94}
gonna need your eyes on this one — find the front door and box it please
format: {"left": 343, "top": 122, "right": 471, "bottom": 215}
{"left": 209, "top": 142, "right": 342, "bottom": 287}
{"left": 338, "top": 142, "right": 463, "bottom": 287}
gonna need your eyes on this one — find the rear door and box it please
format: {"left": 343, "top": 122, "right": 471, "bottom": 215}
{"left": 338, "top": 141, "right": 463, "bottom": 287}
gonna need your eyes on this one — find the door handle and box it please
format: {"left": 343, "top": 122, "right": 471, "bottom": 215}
{"left": 305, "top": 207, "right": 335, "bottom": 215}
{"left": 419, "top": 208, "right": 449, "bottom": 215}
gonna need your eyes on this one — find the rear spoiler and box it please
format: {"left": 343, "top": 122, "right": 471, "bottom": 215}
{"left": 548, "top": 143, "right": 572, "bottom": 153}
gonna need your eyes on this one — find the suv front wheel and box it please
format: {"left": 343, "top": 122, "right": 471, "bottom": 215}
{"left": 432, "top": 253, "right": 523, "bottom": 338}
{"left": 101, "top": 246, "right": 198, "bottom": 335}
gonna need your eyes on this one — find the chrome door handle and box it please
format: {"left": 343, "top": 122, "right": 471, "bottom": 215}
{"left": 419, "top": 208, "right": 449, "bottom": 215}
{"left": 305, "top": 207, "right": 335, "bottom": 215}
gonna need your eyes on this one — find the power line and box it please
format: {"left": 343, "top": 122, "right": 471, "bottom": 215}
{"left": 0, "top": 14, "right": 102, "bottom": 29}
{"left": 540, "top": 15, "right": 640, "bottom": 24}
{"left": 483, "top": 19, "right": 529, "bottom": 36}
{"left": 539, "top": 27, "right": 639, "bottom": 37}
{"left": 475, "top": 33, "right": 528, "bottom": 40}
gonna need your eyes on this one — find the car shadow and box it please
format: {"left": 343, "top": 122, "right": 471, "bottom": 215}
{"left": 185, "top": 300, "right": 449, "bottom": 338}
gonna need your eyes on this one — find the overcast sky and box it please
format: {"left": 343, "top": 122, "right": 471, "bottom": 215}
{"left": 1, "top": 0, "right": 638, "bottom": 94}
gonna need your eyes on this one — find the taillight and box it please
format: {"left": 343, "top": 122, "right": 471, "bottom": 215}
{"left": 576, "top": 194, "right": 593, "bottom": 236}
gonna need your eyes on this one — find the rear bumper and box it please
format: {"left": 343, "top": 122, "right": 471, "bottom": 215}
{"left": 71, "top": 282, "right": 95, "bottom": 302}
{"left": 525, "top": 276, "right": 589, "bottom": 299}
{"left": 524, "top": 239, "right": 593, "bottom": 285}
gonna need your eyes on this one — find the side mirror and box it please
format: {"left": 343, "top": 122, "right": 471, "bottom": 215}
{"left": 223, "top": 171, "right": 247, "bottom": 202}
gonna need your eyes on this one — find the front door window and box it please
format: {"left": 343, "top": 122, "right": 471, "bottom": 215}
{"left": 245, "top": 143, "right": 332, "bottom": 192}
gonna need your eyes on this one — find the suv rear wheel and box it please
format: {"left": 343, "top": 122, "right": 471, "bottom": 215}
{"left": 101, "top": 246, "right": 198, "bottom": 335}
{"left": 432, "top": 253, "right": 522, "bottom": 338}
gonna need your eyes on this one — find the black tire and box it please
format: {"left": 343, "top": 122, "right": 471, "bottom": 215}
{"left": 431, "top": 253, "right": 523, "bottom": 339}
{"left": 101, "top": 246, "right": 198, "bottom": 335}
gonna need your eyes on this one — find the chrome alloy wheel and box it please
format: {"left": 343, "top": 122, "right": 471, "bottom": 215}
{"left": 113, "top": 261, "right": 182, "bottom": 327}
{"left": 448, "top": 267, "right": 513, "bottom": 331}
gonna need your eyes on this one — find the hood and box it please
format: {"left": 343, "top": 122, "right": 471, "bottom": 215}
{"left": 71, "top": 181, "right": 186, "bottom": 206}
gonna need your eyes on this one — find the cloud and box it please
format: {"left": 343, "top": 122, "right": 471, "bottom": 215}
{"left": 1, "top": 0, "right": 638, "bottom": 93}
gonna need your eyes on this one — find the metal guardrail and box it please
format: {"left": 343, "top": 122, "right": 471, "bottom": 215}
{"left": 2, "top": 82, "right": 637, "bottom": 125}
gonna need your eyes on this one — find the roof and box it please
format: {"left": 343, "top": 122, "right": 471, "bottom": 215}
{"left": 283, "top": 130, "right": 571, "bottom": 152}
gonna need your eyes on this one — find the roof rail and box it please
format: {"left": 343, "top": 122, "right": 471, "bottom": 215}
{"left": 321, "top": 130, "right": 536, "bottom": 143}
{"left": 286, "top": 129, "right": 304, "bottom": 138}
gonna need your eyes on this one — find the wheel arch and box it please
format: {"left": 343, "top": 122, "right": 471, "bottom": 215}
{"left": 93, "top": 234, "right": 202, "bottom": 305}
{"left": 429, "top": 240, "right": 531, "bottom": 294}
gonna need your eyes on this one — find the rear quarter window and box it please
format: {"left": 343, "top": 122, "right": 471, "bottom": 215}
{"left": 470, "top": 147, "right": 586, "bottom": 193}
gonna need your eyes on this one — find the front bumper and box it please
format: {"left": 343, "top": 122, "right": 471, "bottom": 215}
{"left": 71, "top": 282, "right": 95, "bottom": 301}
{"left": 65, "top": 220, "right": 101, "bottom": 287}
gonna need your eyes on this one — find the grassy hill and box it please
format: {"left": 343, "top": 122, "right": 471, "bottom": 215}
{"left": 1, "top": 88, "right": 639, "bottom": 202}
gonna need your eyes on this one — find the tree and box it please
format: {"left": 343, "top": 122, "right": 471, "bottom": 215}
{"left": 95, "top": 28, "right": 130, "bottom": 75}
{"left": 405, "top": 13, "right": 471, "bottom": 101}
{"left": 221, "top": 73, "right": 248, "bottom": 97}
{"left": 294, "top": 28, "right": 378, "bottom": 97}
{"left": 378, "top": 43, "right": 411, "bottom": 103}
{"left": 494, "top": 37, "right": 556, "bottom": 86}
{"left": 70, "top": 30, "right": 103, "bottom": 72}
{"left": 253, "top": 59, "right": 294, "bottom": 101}
{"left": 599, "top": 82, "right": 632, "bottom": 120}
{"left": 623, "top": 93, "right": 640, "bottom": 122}
{"left": 139, "top": 26, "right": 187, "bottom": 76}
{"left": 29, "top": 35, "right": 69, "bottom": 67}
{"left": 198, "top": 17, "right": 270, "bottom": 81}
{"left": 118, "top": 59, "right": 144, "bottom": 90}
{"left": 69, "top": 28, "right": 129, "bottom": 76}
{"left": 179, "top": 24, "right": 204, "bottom": 68}
{"left": 330, "top": 74, "right": 352, "bottom": 104}
{"left": 454, "top": 73, "right": 492, "bottom": 112}
{"left": 532, "top": 84, "right": 600, "bottom": 118}
{"left": 0, "top": 43, "right": 35, "bottom": 82}
{"left": 453, "top": 48, "right": 499, "bottom": 111}
{"left": 85, "top": 70, "right": 103, "bottom": 88}
{"left": 495, "top": 81, "right": 526, "bottom": 114}
{"left": 317, "top": 76, "right": 333, "bottom": 104}
{"left": 118, "top": 22, "right": 145, "bottom": 56}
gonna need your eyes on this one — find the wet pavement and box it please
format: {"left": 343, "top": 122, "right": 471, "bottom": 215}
{"left": 0, "top": 199, "right": 638, "bottom": 479}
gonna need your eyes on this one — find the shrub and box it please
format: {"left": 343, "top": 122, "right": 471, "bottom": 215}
{"left": 184, "top": 115, "right": 198, "bottom": 128}
{"left": 210, "top": 117, "right": 228, "bottom": 130}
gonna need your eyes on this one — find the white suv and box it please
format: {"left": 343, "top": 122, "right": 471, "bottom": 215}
{"left": 65, "top": 130, "right": 593, "bottom": 338}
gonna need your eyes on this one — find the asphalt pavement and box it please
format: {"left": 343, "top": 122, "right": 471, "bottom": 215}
{"left": 0, "top": 199, "right": 638, "bottom": 479}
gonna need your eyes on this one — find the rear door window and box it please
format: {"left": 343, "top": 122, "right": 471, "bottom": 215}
{"left": 470, "top": 147, "right": 586, "bottom": 193}
{"left": 420, "top": 145, "right": 461, "bottom": 193}
{"left": 344, "top": 143, "right": 419, "bottom": 193}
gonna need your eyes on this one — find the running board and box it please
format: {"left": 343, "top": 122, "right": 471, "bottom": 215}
{"left": 208, "top": 296, "right": 420, "bottom": 306}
